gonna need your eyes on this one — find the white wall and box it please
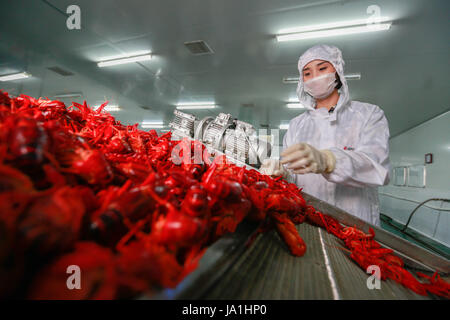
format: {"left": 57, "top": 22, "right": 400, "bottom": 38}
{"left": 379, "top": 111, "right": 450, "bottom": 246}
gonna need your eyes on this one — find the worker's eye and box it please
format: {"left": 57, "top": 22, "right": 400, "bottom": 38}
{"left": 319, "top": 67, "right": 327, "bottom": 71}
{"left": 304, "top": 72, "right": 310, "bottom": 76}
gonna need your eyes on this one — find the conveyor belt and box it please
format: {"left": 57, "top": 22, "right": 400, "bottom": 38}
{"left": 150, "top": 221, "right": 447, "bottom": 300}
{"left": 196, "top": 223, "right": 429, "bottom": 299}
{"left": 148, "top": 192, "right": 449, "bottom": 300}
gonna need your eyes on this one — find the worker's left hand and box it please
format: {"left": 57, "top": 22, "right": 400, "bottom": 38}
{"left": 260, "top": 158, "right": 289, "bottom": 178}
{"left": 280, "top": 143, "right": 336, "bottom": 174}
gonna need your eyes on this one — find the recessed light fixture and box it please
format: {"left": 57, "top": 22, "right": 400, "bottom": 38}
{"left": 97, "top": 52, "right": 152, "bottom": 67}
{"left": 141, "top": 120, "right": 164, "bottom": 128}
{"left": 279, "top": 124, "right": 290, "bottom": 130}
{"left": 0, "top": 72, "right": 31, "bottom": 82}
{"left": 283, "top": 73, "right": 361, "bottom": 84}
{"left": 276, "top": 17, "right": 392, "bottom": 42}
{"left": 175, "top": 102, "right": 217, "bottom": 110}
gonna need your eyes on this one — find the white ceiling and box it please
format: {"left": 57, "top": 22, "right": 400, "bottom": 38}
{"left": 0, "top": 0, "right": 449, "bottom": 137}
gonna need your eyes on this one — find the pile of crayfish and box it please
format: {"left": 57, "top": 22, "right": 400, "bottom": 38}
{"left": 0, "top": 90, "right": 448, "bottom": 299}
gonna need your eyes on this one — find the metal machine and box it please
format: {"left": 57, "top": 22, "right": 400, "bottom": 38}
{"left": 169, "top": 110, "right": 271, "bottom": 168}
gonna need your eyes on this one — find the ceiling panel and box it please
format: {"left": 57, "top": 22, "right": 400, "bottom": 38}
{"left": 0, "top": 0, "right": 448, "bottom": 135}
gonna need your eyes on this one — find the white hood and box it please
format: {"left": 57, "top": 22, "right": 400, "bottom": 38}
{"left": 296, "top": 44, "right": 350, "bottom": 120}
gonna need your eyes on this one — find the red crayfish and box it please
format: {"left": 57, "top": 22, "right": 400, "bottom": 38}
{"left": 0, "top": 90, "right": 448, "bottom": 300}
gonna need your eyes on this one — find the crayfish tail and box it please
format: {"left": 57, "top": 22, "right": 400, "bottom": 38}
{"left": 274, "top": 215, "right": 307, "bottom": 257}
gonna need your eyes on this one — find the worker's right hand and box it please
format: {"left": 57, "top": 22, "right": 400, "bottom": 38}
{"left": 260, "top": 159, "right": 288, "bottom": 178}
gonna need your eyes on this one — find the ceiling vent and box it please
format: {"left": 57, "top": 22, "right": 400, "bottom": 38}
{"left": 241, "top": 103, "right": 255, "bottom": 108}
{"left": 140, "top": 105, "right": 151, "bottom": 110}
{"left": 260, "top": 124, "right": 269, "bottom": 128}
{"left": 184, "top": 40, "right": 214, "bottom": 55}
{"left": 47, "top": 66, "right": 74, "bottom": 76}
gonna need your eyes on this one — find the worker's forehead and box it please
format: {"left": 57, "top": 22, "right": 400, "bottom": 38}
{"left": 303, "top": 59, "right": 331, "bottom": 70}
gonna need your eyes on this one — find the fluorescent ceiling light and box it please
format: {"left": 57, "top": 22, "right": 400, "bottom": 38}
{"left": 176, "top": 105, "right": 216, "bottom": 110}
{"left": 283, "top": 77, "right": 300, "bottom": 84}
{"left": 0, "top": 72, "right": 31, "bottom": 81}
{"left": 278, "top": 17, "right": 391, "bottom": 34}
{"left": 276, "top": 18, "right": 392, "bottom": 42}
{"left": 279, "top": 124, "right": 289, "bottom": 130}
{"left": 142, "top": 124, "right": 164, "bottom": 128}
{"left": 277, "top": 24, "right": 391, "bottom": 42}
{"left": 286, "top": 103, "right": 305, "bottom": 109}
{"left": 98, "top": 50, "right": 151, "bottom": 61}
{"left": 142, "top": 120, "right": 163, "bottom": 125}
{"left": 97, "top": 53, "right": 152, "bottom": 67}
{"left": 54, "top": 92, "right": 83, "bottom": 98}
{"left": 283, "top": 73, "right": 361, "bottom": 84}
{"left": 141, "top": 120, "right": 164, "bottom": 128}
{"left": 95, "top": 104, "right": 121, "bottom": 112}
{"left": 176, "top": 102, "right": 217, "bottom": 110}
{"left": 104, "top": 105, "right": 121, "bottom": 112}
{"left": 344, "top": 73, "right": 361, "bottom": 80}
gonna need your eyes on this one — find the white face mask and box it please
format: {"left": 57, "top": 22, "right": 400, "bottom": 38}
{"left": 303, "top": 72, "right": 337, "bottom": 100}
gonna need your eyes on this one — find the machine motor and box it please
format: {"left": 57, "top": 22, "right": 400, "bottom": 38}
{"left": 169, "top": 110, "right": 272, "bottom": 168}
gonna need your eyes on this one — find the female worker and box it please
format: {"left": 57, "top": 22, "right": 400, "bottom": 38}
{"left": 261, "top": 44, "right": 390, "bottom": 226}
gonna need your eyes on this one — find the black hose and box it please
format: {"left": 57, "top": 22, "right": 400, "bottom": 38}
{"left": 380, "top": 214, "right": 450, "bottom": 261}
{"left": 402, "top": 198, "right": 450, "bottom": 232}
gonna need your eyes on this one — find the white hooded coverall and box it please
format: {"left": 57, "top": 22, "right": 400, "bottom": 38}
{"left": 283, "top": 45, "right": 390, "bottom": 226}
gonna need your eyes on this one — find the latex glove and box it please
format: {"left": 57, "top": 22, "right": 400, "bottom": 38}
{"left": 280, "top": 143, "right": 336, "bottom": 174}
{"left": 260, "top": 158, "right": 288, "bottom": 178}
